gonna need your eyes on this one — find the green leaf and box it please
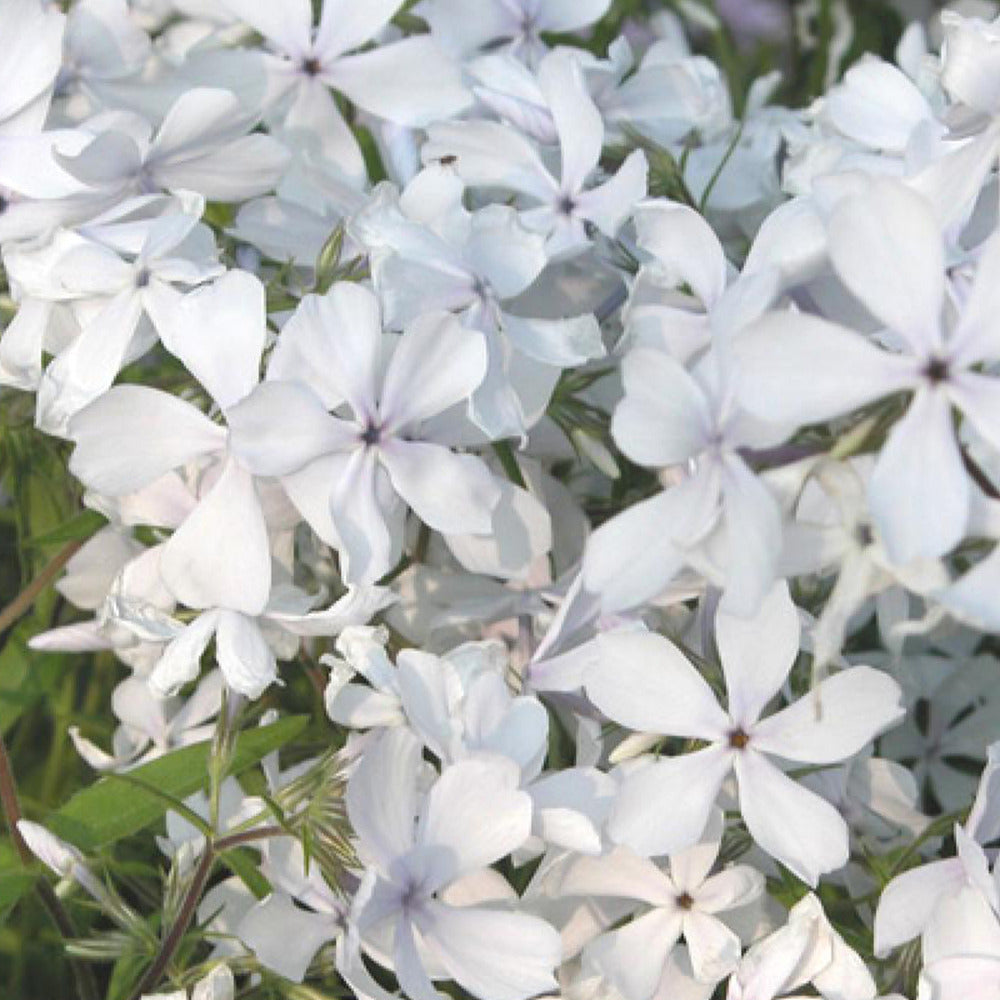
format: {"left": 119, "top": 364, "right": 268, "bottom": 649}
{"left": 24, "top": 510, "right": 107, "bottom": 549}
{"left": 49, "top": 716, "right": 308, "bottom": 851}
{"left": 218, "top": 846, "right": 271, "bottom": 900}
{"left": 0, "top": 841, "right": 35, "bottom": 925}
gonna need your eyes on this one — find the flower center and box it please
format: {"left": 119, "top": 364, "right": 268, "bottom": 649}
{"left": 301, "top": 56, "right": 322, "bottom": 76}
{"left": 728, "top": 728, "right": 750, "bottom": 750}
{"left": 360, "top": 421, "right": 382, "bottom": 447}
{"left": 557, "top": 194, "right": 576, "bottom": 217}
{"left": 677, "top": 891, "right": 695, "bottom": 910}
{"left": 922, "top": 356, "right": 950, "bottom": 385}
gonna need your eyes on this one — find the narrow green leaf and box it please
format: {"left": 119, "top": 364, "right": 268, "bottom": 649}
{"left": 49, "top": 716, "right": 308, "bottom": 850}
{"left": 24, "top": 510, "right": 107, "bottom": 549}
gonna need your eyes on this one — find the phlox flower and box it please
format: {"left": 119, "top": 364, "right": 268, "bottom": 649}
{"left": 585, "top": 582, "right": 905, "bottom": 884}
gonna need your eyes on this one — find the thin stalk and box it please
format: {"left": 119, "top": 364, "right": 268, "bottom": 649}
{"left": 0, "top": 735, "right": 100, "bottom": 1000}
{"left": 0, "top": 537, "right": 85, "bottom": 635}
{"left": 127, "top": 848, "right": 216, "bottom": 1000}
{"left": 127, "top": 825, "right": 286, "bottom": 1000}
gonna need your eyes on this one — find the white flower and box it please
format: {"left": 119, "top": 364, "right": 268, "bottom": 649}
{"left": 555, "top": 809, "right": 763, "bottom": 995}
{"left": 423, "top": 50, "right": 647, "bottom": 259}
{"left": 228, "top": 282, "right": 502, "bottom": 584}
{"left": 586, "top": 582, "right": 905, "bottom": 884}
{"left": 415, "top": 0, "right": 612, "bottom": 65}
{"left": 219, "top": 0, "right": 469, "bottom": 185}
{"left": 347, "top": 727, "right": 561, "bottom": 1000}
{"left": 736, "top": 179, "right": 1000, "bottom": 564}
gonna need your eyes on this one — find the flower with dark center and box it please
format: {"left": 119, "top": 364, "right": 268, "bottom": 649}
{"left": 360, "top": 422, "right": 381, "bottom": 447}
{"left": 922, "top": 356, "right": 950, "bottom": 384}
{"left": 301, "top": 56, "right": 322, "bottom": 76}
{"left": 728, "top": 728, "right": 750, "bottom": 750}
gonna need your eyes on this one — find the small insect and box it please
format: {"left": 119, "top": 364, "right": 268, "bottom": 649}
{"left": 438, "top": 155, "right": 457, "bottom": 165}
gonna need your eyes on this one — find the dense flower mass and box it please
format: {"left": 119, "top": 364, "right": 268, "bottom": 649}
{"left": 2, "top": 2, "right": 1000, "bottom": 999}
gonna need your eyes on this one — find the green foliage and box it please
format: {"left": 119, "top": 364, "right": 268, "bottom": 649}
{"left": 48, "top": 715, "right": 308, "bottom": 851}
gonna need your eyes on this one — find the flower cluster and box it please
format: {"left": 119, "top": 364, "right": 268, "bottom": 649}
{"left": 3, "top": 2, "right": 1000, "bottom": 1000}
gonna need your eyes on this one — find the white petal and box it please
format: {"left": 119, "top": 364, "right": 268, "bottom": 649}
{"left": 536, "top": 0, "right": 612, "bottom": 31}
{"left": 733, "top": 312, "right": 915, "bottom": 425}
{"left": 152, "top": 134, "right": 290, "bottom": 203}
{"left": 159, "top": 270, "right": 267, "bottom": 410}
{"left": 734, "top": 750, "right": 849, "bottom": 886}
{"left": 612, "top": 349, "right": 712, "bottom": 467}
{"left": 325, "top": 38, "right": 470, "bottom": 127}
{"left": 575, "top": 150, "right": 648, "bottom": 237}
{"left": 827, "top": 179, "right": 944, "bottom": 351}
{"left": 465, "top": 205, "right": 547, "bottom": 300}
{"left": 634, "top": 201, "right": 727, "bottom": 307}
{"left": 215, "top": 611, "right": 278, "bottom": 699}
{"left": 583, "top": 470, "right": 719, "bottom": 613}
{"left": 608, "top": 748, "right": 733, "bottom": 858}
{"left": 68, "top": 386, "right": 225, "bottom": 496}
{"left": 873, "top": 858, "right": 965, "bottom": 957}
{"left": 380, "top": 314, "right": 487, "bottom": 432}
{"left": 416, "top": 902, "right": 560, "bottom": 1000}
{"left": 586, "top": 631, "right": 729, "bottom": 741}
{"left": 682, "top": 910, "right": 742, "bottom": 984}
{"left": 923, "top": 956, "right": 1000, "bottom": 1000}
{"left": 346, "top": 727, "right": 421, "bottom": 872}
{"left": 717, "top": 453, "right": 783, "bottom": 619}
{"left": 693, "top": 866, "right": 764, "bottom": 914}
{"left": 868, "top": 388, "right": 969, "bottom": 563}
{"left": 380, "top": 441, "right": 499, "bottom": 536}
{"left": 227, "top": 381, "right": 355, "bottom": 476}
{"left": 555, "top": 847, "right": 676, "bottom": 907}
{"left": 315, "top": 0, "right": 401, "bottom": 58}
{"left": 160, "top": 458, "right": 271, "bottom": 615}
{"left": 329, "top": 449, "right": 398, "bottom": 585}
{"left": 150, "top": 611, "right": 221, "bottom": 698}
{"left": 715, "top": 580, "right": 800, "bottom": 729}
{"left": 416, "top": 756, "right": 531, "bottom": 889}
{"left": 275, "top": 284, "right": 382, "bottom": 420}
{"left": 219, "top": 0, "right": 312, "bottom": 59}
{"left": 392, "top": 913, "right": 440, "bottom": 1000}
{"left": 423, "top": 121, "right": 556, "bottom": 203}
{"left": 669, "top": 809, "right": 724, "bottom": 895}
{"left": 501, "top": 313, "right": 604, "bottom": 367}
{"left": 538, "top": 51, "right": 602, "bottom": 195}
{"left": 444, "top": 478, "right": 552, "bottom": 581}
{"left": 752, "top": 666, "right": 904, "bottom": 764}
{"left": 585, "top": 908, "right": 683, "bottom": 1000}
{"left": 824, "top": 60, "right": 933, "bottom": 153}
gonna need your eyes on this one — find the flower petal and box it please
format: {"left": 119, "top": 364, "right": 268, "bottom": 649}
{"left": 346, "top": 727, "right": 421, "bottom": 873}
{"left": 715, "top": 580, "right": 800, "bottom": 729}
{"left": 160, "top": 458, "right": 271, "bottom": 615}
{"left": 380, "top": 314, "right": 487, "bottom": 432}
{"left": 608, "top": 747, "right": 734, "bottom": 858}
{"left": 416, "top": 902, "right": 560, "bottom": 1000}
{"left": 868, "top": 387, "right": 969, "bottom": 564}
{"left": 416, "top": 756, "right": 532, "bottom": 889}
{"left": 159, "top": 270, "right": 267, "bottom": 410}
{"left": 227, "top": 380, "right": 356, "bottom": 476}
{"left": 68, "top": 386, "right": 225, "bottom": 496}
{"left": 733, "top": 311, "right": 915, "bottom": 426}
{"left": 587, "top": 631, "right": 730, "bottom": 741}
{"left": 380, "top": 440, "right": 499, "bottom": 536}
{"left": 752, "top": 666, "right": 904, "bottom": 764}
{"left": 585, "top": 908, "right": 683, "bottom": 1000}
{"left": 827, "top": 179, "right": 944, "bottom": 352}
{"left": 734, "top": 750, "right": 849, "bottom": 886}
{"left": 611, "top": 348, "right": 712, "bottom": 467}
